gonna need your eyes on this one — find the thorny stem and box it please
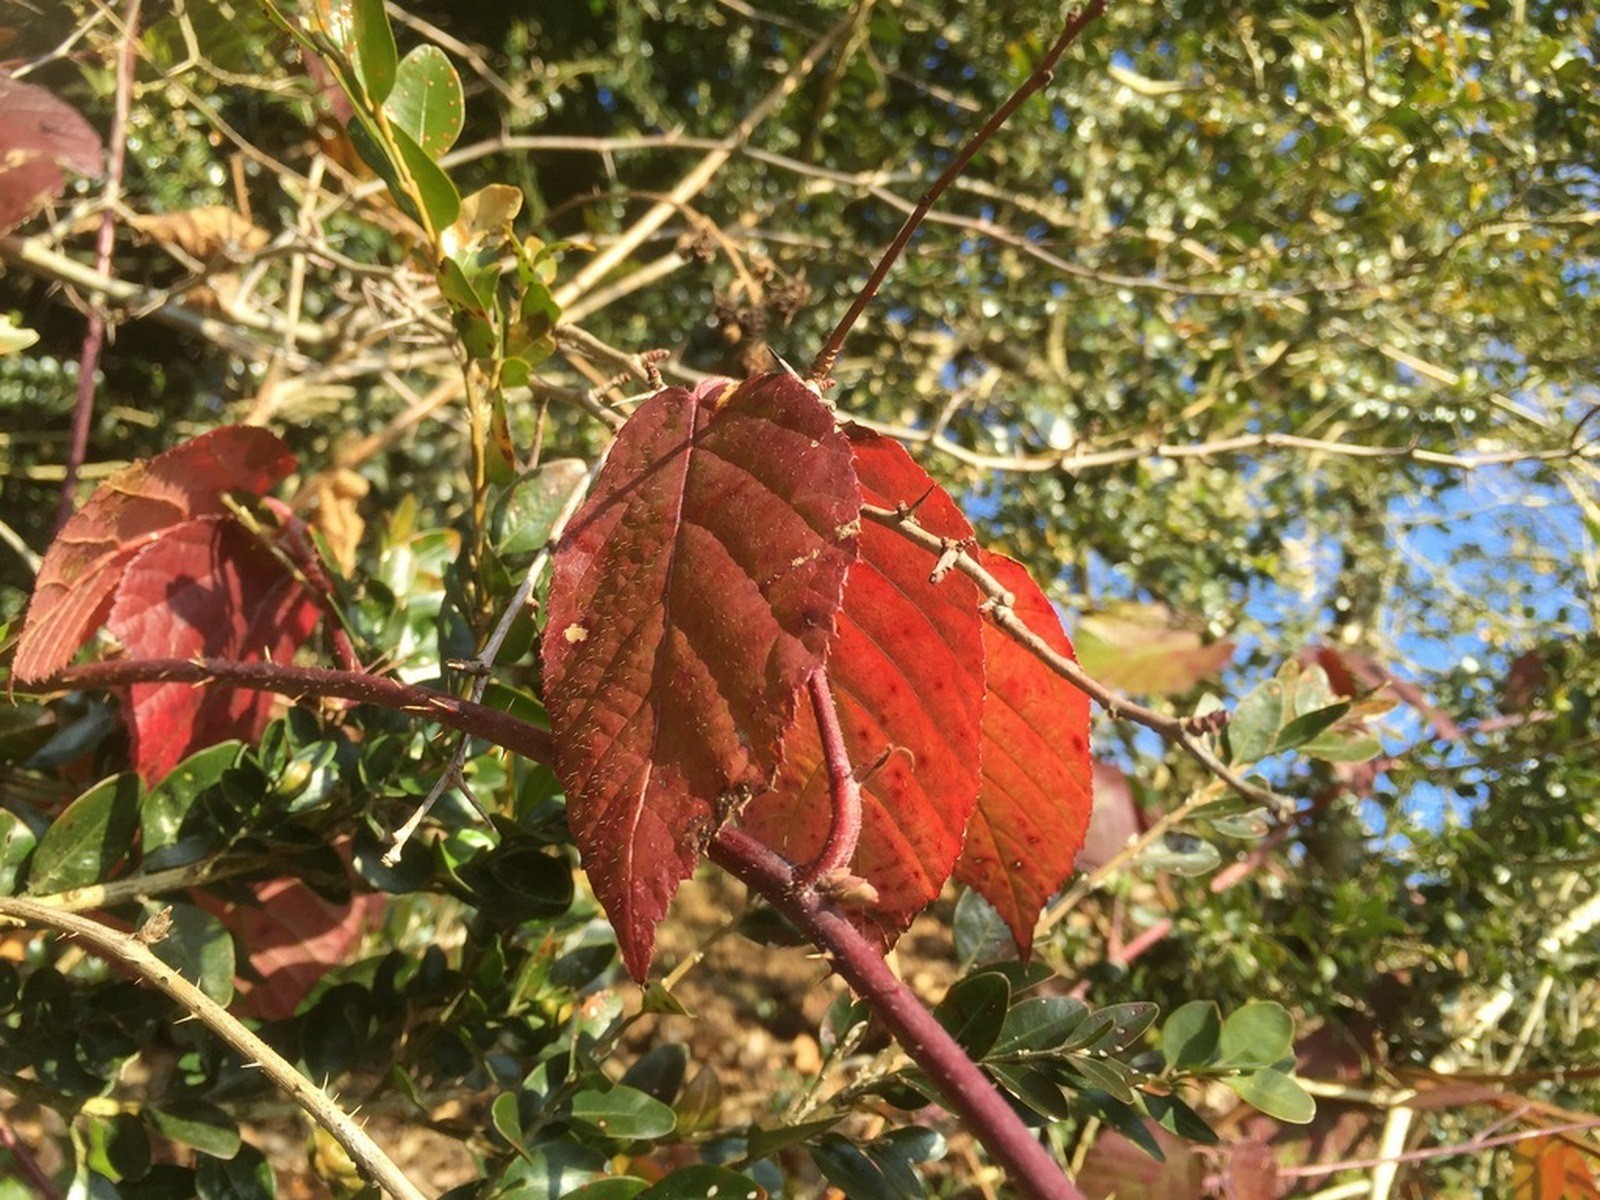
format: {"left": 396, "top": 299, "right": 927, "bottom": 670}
{"left": 55, "top": 0, "right": 142, "bottom": 534}
{"left": 808, "top": 0, "right": 1106, "bottom": 382}
{"left": 28, "top": 658, "right": 553, "bottom": 765}
{"left": 0, "top": 897, "right": 427, "bottom": 1200}
{"left": 795, "top": 667, "right": 865, "bottom": 888}
{"left": 858, "top": 503, "right": 1292, "bottom": 819}
{"left": 710, "top": 828, "right": 1088, "bottom": 1200}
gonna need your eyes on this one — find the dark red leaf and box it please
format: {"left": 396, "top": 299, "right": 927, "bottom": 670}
{"left": 954, "top": 550, "right": 1091, "bottom": 956}
{"left": 0, "top": 72, "right": 102, "bottom": 232}
{"left": 106, "top": 518, "right": 322, "bottom": 781}
{"left": 743, "top": 428, "right": 985, "bottom": 946}
{"left": 1076, "top": 761, "right": 1141, "bottom": 870}
{"left": 15, "top": 426, "right": 298, "bottom": 683}
{"left": 540, "top": 375, "right": 859, "bottom": 979}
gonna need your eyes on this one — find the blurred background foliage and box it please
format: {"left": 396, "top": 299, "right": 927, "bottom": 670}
{"left": 2, "top": 0, "right": 1598, "bottom": 1196}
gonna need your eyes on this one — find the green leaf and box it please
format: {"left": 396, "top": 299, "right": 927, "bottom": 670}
{"left": 952, "top": 887, "right": 1018, "bottom": 969}
{"left": 990, "top": 995, "right": 1089, "bottom": 1055}
{"left": 144, "top": 902, "right": 236, "bottom": 1004}
{"left": 1063, "top": 1052, "right": 1136, "bottom": 1104}
{"left": 560, "top": 1182, "right": 649, "bottom": 1200}
{"left": 195, "top": 1142, "right": 275, "bottom": 1200}
{"left": 987, "top": 1062, "right": 1073, "bottom": 1120}
{"left": 490, "top": 1090, "right": 523, "bottom": 1147}
{"left": 636, "top": 1166, "right": 765, "bottom": 1200}
{"left": 149, "top": 1099, "right": 241, "bottom": 1159}
{"left": 1299, "top": 731, "right": 1383, "bottom": 762}
{"left": 350, "top": 0, "right": 397, "bottom": 102}
{"left": 494, "top": 460, "right": 589, "bottom": 564}
{"left": 1162, "top": 1000, "right": 1222, "bottom": 1069}
{"left": 1138, "top": 832, "right": 1222, "bottom": 876}
{"left": 672, "top": 1066, "right": 722, "bottom": 1135}
{"left": 26, "top": 773, "right": 141, "bottom": 894}
{"left": 811, "top": 1135, "right": 913, "bottom": 1200}
{"left": 619, "top": 1043, "right": 688, "bottom": 1105}
{"left": 1223, "top": 1068, "right": 1316, "bottom": 1124}
{"left": 1083, "top": 1001, "right": 1159, "bottom": 1053}
{"left": 932, "top": 972, "right": 1010, "bottom": 1059}
{"left": 1227, "top": 678, "right": 1286, "bottom": 764}
{"left": 384, "top": 45, "right": 464, "bottom": 157}
{"left": 347, "top": 118, "right": 460, "bottom": 233}
{"left": 1144, "top": 1091, "right": 1219, "bottom": 1144}
{"left": 0, "top": 808, "right": 38, "bottom": 894}
{"left": 85, "top": 1112, "right": 151, "bottom": 1182}
{"left": 570, "top": 1083, "right": 678, "bottom": 1141}
{"left": 1272, "top": 701, "right": 1350, "bottom": 752}
{"left": 1218, "top": 1000, "right": 1295, "bottom": 1069}
{"left": 742, "top": 1116, "right": 844, "bottom": 1163}
{"left": 141, "top": 742, "right": 242, "bottom": 866}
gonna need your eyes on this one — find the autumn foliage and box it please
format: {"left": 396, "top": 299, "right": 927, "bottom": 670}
{"left": 18, "top": 375, "right": 1092, "bottom": 980}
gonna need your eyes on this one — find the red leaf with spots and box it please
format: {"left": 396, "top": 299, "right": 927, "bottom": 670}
{"left": 15, "top": 426, "right": 298, "bottom": 683}
{"left": 954, "top": 550, "right": 1092, "bottom": 956}
{"left": 106, "top": 518, "right": 322, "bottom": 781}
{"left": 540, "top": 375, "right": 859, "bottom": 979}
{"left": 743, "top": 428, "right": 986, "bottom": 946}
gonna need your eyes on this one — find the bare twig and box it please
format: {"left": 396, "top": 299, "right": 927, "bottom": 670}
{"left": 552, "top": 12, "right": 854, "bottom": 310}
{"left": 808, "top": 1, "right": 1106, "bottom": 381}
{"left": 55, "top": 0, "right": 142, "bottom": 534}
{"left": 0, "top": 896, "right": 428, "bottom": 1200}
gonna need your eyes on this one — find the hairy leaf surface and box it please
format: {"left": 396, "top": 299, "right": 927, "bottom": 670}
{"left": 541, "top": 375, "right": 859, "bottom": 978}
{"left": 15, "top": 427, "right": 297, "bottom": 682}
{"left": 744, "top": 428, "right": 984, "bottom": 945}
{"left": 954, "top": 550, "right": 1092, "bottom": 955}
{"left": 106, "top": 519, "right": 322, "bottom": 781}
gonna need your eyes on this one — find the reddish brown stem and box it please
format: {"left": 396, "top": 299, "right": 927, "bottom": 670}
{"left": 33, "top": 658, "right": 553, "bottom": 764}
{"left": 711, "top": 827, "right": 1087, "bottom": 1200}
{"left": 795, "top": 667, "right": 863, "bottom": 887}
{"left": 260, "top": 497, "right": 361, "bottom": 672}
{"left": 56, "top": 0, "right": 143, "bottom": 534}
{"left": 807, "top": 1, "right": 1106, "bottom": 381}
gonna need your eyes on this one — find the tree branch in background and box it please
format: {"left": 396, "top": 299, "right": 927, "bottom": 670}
{"left": 55, "top": 0, "right": 142, "bottom": 534}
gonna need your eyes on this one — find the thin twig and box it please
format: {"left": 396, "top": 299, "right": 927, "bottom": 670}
{"left": 807, "top": 1, "right": 1106, "bottom": 381}
{"left": 0, "top": 896, "right": 428, "bottom": 1200}
{"left": 55, "top": 0, "right": 142, "bottom": 534}
{"left": 552, "top": 12, "right": 854, "bottom": 309}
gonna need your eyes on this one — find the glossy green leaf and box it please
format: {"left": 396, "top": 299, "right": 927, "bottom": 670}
{"left": 810, "top": 1135, "right": 907, "bottom": 1200}
{"left": 350, "top": 0, "right": 397, "bottom": 102}
{"left": 148, "top": 1099, "right": 241, "bottom": 1159}
{"left": 1223, "top": 1068, "right": 1316, "bottom": 1124}
{"left": 987, "top": 1062, "right": 1073, "bottom": 1120}
{"left": 0, "top": 809, "right": 37, "bottom": 894}
{"left": 384, "top": 45, "right": 464, "bottom": 157}
{"left": 144, "top": 901, "right": 236, "bottom": 1004}
{"left": 1063, "top": 1051, "right": 1136, "bottom": 1103}
{"left": 140, "top": 741, "right": 241, "bottom": 862}
{"left": 1218, "top": 1000, "right": 1295, "bottom": 1069}
{"left": 26, "top": 773, "right": 141, "bottom": 894}
{"left": 742, "top": 1116, "right": 844, "bottom": 1164}
{"left": 570, "top": 1083, "right": 678, "bottom": 1141}
{"left": 1144, "top": 1092, "right": 1219, "bottom": 1144}
{"left": 952, "top": 887, "right": 1018, "bottom": 969}
{"left": 560, "top": 1182, "right": 649, "bottom": 1200}
{"left": 931, "top": 971, "right": 1010, "bottom": 1059}
{"left": 1161, "top": 1000, "right": 1221, "bottom": 1069}
{"left": 195, "top": 1142, "right": 274, "bottom": 1200}
{"left": 619, "top": 1043, "right": 688, "bottom": 1105}
{"left": 989, "top": 995, "right": 1089, "bottom": 1055}
{"left": 1299, "top": 731, "right": 1384, "bottom": 762}
{"left": 490, "top": 1090, "right": 522, "bottom": 1147}
{"left": 673, "top": 1066, "right": 722, "bottom": 1135}
{"left": 636, "top": 1166, "right": 765, "bottom": 1200}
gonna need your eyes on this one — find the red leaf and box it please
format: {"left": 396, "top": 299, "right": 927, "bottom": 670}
{"left": 15, "top": 426, "right": 298, "bottom": 683}
{"left": 106, "top": 518, "right": 322, "bottom": 781}
{"left": 194, "top": 876, "right": 383, "bottom": 1020}
{"left": 743, "top": 428, "right": 985, "bottom": 946}
{"left": 540, "top": 375, "right": 859, "bottom": 979}
{"left": 0, "top": 73, "right": 102, "bottom": 232}
{"left": 953, "top": 550, "right": 1091, "bottom": 956}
